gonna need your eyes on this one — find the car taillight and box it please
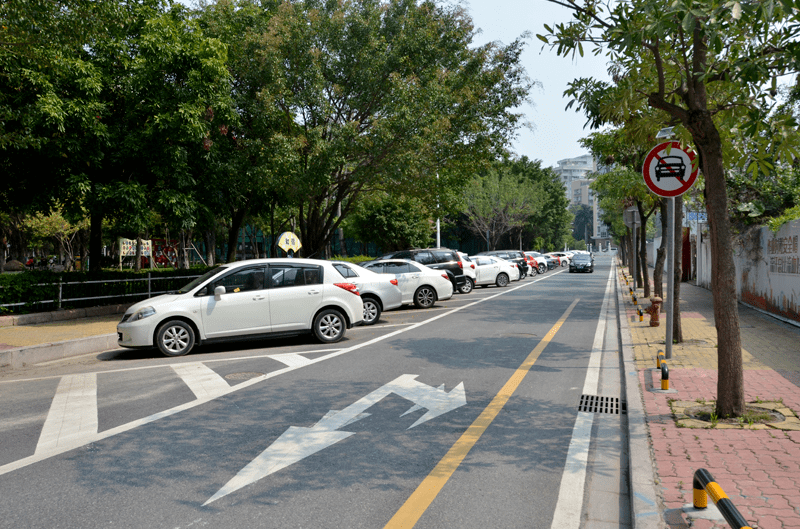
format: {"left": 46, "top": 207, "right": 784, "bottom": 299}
{"left": 470, "top": 263, "right": 475, "bottom": 269}
{"left": 442, "top": 274, "right": 449, "bottom": 280}
{"left": 334, "top": 283, "right": 360, "bottom": 296}
{"left": 390, "top": 278, "right": 398, "bottom": 286}
{"left": 457, "top": 261, "right": 463, "bottom": 269}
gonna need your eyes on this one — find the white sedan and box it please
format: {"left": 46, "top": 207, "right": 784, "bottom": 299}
{"left": 361, "top": 259, "right": 453, "bottom": 308}
{"left": 546, "top": 252, "right": 571, "bottom": 267}
{"left": 470, "top": 255, "right": 520, "bottom": 288}
{"left": 457, "top": 252, "right": 477, "bottom": 294}
{"left": 117, "top": 258, "right": 364, "bottom": 356}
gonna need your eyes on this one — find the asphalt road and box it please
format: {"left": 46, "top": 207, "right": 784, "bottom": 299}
{"left": 0, "top": 255, "right": 626, "bottom": 528}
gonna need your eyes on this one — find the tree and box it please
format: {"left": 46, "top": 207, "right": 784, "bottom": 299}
{"left": 349, "top": 193, "right": 433, "bottom": 253}
{"left": 539, "top": 0, "right": 800, "bottom": 417}
{"left": 464, "top": 165, "right": 544, "bottom": 251}
{"left": 24, "top": 206, "right": 88, "bottom": 271}
{"left": 236, "top": 0, "right": 532, "bottom": 257}
{"left": 570, "top": 204, "right": 593, "bottom": 245}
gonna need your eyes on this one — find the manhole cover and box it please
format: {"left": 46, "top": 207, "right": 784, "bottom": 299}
{"left": 224, "top": 372, "right": 264, "bottom": 381}
{"left": 579, "top": 394, "right": 627, "bottom": 414}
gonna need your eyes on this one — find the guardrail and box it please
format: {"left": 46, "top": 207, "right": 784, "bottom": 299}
{"left": 0, "top": 273, "right": 201, "bottom": 311}
{"left": 693, "top": 468, "right": 751, "bottom": 529}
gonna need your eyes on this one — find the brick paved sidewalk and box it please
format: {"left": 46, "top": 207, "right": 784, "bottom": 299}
{"left": 620, "top": 265, "right": 800, "bottom": 529}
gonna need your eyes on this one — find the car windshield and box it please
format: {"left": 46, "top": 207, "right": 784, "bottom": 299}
{"left": 177, "top": 266, "right": 226, "bottom": 294}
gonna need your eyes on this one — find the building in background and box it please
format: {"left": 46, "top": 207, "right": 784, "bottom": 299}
{"left": 552, "top": 154, "right": 611, "bottom": 250}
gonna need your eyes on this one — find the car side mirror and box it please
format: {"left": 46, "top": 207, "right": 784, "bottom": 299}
{"left": 214, "top": 285, "right": 226, "bottom": 301}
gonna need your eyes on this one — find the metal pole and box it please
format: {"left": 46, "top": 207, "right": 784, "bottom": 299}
{"left": 147, "top": 272, "right": 151, "bottom": 299}
{"left": 666, "top": 197, "right": 675, "bottom": 359}
{"left": 436, "top": 218, "right": 440, "bottom": 248}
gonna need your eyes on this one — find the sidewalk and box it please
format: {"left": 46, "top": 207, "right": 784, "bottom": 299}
{"left": 0, "top": 308, "right": 125, "bottom": 370}
{"left": 620, "top": 264, "right": 800, "bottom": 529}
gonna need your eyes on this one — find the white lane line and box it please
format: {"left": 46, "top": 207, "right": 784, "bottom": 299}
{"left": 550, "top": 261, "right": 615, "bottom": 529}
{"left": 172, "top": 363, "right": 230, "bottom": 400}
{"left": 35, "top": 373, "right": 98, "bottom": 454}
{"left": 267, "top": 353, "right": 312, "bottom": 369}
{"left": 0, "top": 267, "right": 563, "bottom": 476}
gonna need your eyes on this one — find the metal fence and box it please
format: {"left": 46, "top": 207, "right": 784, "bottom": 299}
{"left": 0, "top": 273, "right": 202, "bottom": 313}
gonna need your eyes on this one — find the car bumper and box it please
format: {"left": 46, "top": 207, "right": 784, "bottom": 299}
{"left": 117, "top": 319, "right": 157, "bottom": 348}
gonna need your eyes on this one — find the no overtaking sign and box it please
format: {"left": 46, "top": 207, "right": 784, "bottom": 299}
{"left": 642, "top": 141, "right": 698, "bottom": 197}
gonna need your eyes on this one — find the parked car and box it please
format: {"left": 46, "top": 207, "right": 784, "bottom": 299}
{"left": 525, "top": 251, "right": 556, "bottom": 272}
{"left": 475, "top": 250, "right": 529, "bottom": 278}
{"left": 384, "top": 248, "right": 466, "bottom": 292}
{"left": 569, "top": 253, "right": 594, "bottom": 273}
{"left": 522, "top": 253, "right": 541, "bottom": 276}
{"left": 117, "top": 258, "right": 364, "bottom": 357}
{"left": 456, "top": 252, "right": 477, "bottom": 294}
{"left": 361, "top": 259, "right": 453, "bottom": 308}
{"left": 470, "top": 255, "right": 519, "bottom": 287}
{"left": 330, "top": 261, "right": 402, "bottom": 325}
{"left": 546, "top": 252, "right": 571, "bottom": 267}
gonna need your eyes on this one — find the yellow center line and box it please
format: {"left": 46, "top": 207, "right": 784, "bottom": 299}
{"left": 385, "top": 298, "right": 581, "bottom": 529}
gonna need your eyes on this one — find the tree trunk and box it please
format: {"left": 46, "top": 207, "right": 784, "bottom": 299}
{"left": 695, "top": 123, "right": 744, "bottom": 418}
{"left": 672, "top": 199, "right": 684, "bottom": 343}
{"left": 135, "top": 236, "right": 142, "bottom": 272}
{"left": 204, "top": 230, "right": 216, "bottom": 266}
{"left": 653, "top": 199, "right": 668, "bottom": 300}
{"left": 89, "top": 204, "right": 103, "bottom": 272}
{"left": 638, "top": 220, "right": 650, "bottom": 298}
{"left": 226, "top": 208, "right": 247, "bottom": 263}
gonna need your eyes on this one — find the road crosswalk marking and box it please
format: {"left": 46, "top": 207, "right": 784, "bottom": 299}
{"left": 36, "top": 373, "right": 98, "bottom": 454}
{"left": 172, "top": 363, "right": 230, "bottom": 400}
{"left": 268, "top": 353, "right": 312, "bottom": 368}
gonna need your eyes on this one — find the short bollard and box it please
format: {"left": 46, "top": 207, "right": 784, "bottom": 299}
{"left": 656, "top": 350, "right": 665, "bottom": 368}
{"left": 693, "top": 468, "right": 751, "bottom": 529}
{"left": 633, "top": 294, "right": 638, "bottom": 305}
{"left": 638, "top": 308, "right": 644, "bottom": 322}
{"left": 661, "top": 363, "right": 669, "bottom": 390}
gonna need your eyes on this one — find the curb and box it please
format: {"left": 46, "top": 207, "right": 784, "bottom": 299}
{"left": 0, "top": 304, "right": 132, "bottom": 327}
{"left": 0, "top": 334, "right": 119, "bottom": 370}
{"left": 616, "top": 263, "right": 666, "bottom": 528}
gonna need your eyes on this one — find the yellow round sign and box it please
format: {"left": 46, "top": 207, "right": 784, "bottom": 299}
{"left": 277, "top": 231, "right": 302, "bottom": 253}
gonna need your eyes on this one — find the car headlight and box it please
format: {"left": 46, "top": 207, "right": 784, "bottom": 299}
{"left": 129, "top": 306, "right": 156, "bottom": 322}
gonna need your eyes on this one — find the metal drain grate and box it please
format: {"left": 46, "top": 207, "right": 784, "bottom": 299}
{"left": 579, "top": 394, "right": 627, "bottom": 414}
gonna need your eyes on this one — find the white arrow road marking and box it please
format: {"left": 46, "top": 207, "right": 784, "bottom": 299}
{"left": 172, "top": 363, "right": 230, "bottom": 400}
{"left": 204, "top": 374, "right": 466, "bottom": 505}
{"left": 36, "top": 373, "right": 98, "bottom": 454}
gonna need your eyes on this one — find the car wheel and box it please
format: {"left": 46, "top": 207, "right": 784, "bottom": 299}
{"left": 362, "top": 297, "right": 381, "bottom": 326}
{"left": 156, "top": 320, "right": 195, "bottom": 357}
{"left": 313, "top": 308, "right": 346, "bottom": 343}
{"left": 459, "top": 277, "right": 474, "bottom": 294}
{"left": 496, "top": 273, "right": 509, "bottom": 287}
{"left": 529, "top": 267, "right": 538, "bottom": 276}
{"left": 413, "top": 286, "right": 437, "bottom": 309}
{"left": 561, "top": 261, "right": 567, "bottom": 267}
{"left": 538, "top": 264, "right": 546, "bottom": 274}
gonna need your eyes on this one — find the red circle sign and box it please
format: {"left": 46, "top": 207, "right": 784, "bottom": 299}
{"left": 642, "top": 141, "right": 698, "bottom": 197}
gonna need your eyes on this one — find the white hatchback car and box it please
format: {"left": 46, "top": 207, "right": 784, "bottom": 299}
{"left": 470, "top": 255, "right": 520, "bottom": 287}
{"left": 330, "top": 261, "right": 403, "bottom": 325}
{"left": 117, "top": 258, "right": 364, "bottom": 357}
{"left": 361, "top": 259, "right": 453, "bottom": 308}
{"left": 456, "top": 252, "right": 477, "bottom": 294}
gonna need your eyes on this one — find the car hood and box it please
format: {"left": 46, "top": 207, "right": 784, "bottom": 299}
{"left": 125, "top": 293, "right": 184, "bottom": 314}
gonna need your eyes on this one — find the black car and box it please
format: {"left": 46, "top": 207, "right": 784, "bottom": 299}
{"left": 385, "top": 248, "right": 466, "bottom": 291}
{"left": 476, "top": 250, "right": 530, "bottom": 278}
{"left": 569, "top": 253, "right": 594, "bottom": 273}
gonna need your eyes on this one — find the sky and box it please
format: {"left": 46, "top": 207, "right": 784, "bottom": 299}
{"left": 464, "top": 0, "right": 611, "bottom": 168}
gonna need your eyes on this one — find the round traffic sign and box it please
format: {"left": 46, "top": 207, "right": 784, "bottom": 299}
{"left": 642, "top": 141, "right": 698, "bottom": 197}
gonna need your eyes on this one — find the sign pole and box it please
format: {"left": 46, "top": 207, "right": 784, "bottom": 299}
{"left": 665, "top": 197, "right": 675, "bottom": 359}
{"left": 632, "top": 224, "right": 637, "bottom": 291}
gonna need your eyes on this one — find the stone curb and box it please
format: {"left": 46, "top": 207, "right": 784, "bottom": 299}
{"left": 0, "top": 333, "right": 120, "bottom": 370}
{"left": 0, "top": 304, "right": 132, "bottom": 327}
{"left": 616, "top": 264, "right": 666, "bottom": 529}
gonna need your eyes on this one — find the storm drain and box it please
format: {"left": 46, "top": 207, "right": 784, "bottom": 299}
{"left": 579, "top": 394, "right": 627, "bottom": 414}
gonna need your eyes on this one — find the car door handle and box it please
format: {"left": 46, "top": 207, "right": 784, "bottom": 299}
{"left": 307, "top": 289, "right": 320, "bottom": 295}
{"left": 410, "top": 275, "right": 420, "bottom": 279}
{"left": 252, "top": 295, "right": 266, "bottom": 301}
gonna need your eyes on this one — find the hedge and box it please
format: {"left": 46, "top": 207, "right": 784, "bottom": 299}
{"left": 0, "top": 266, "right": 216, "bottom": 314}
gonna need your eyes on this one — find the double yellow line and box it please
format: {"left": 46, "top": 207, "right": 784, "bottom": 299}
{"left": 385, "top": 298, "right": 580, "bottom": 528}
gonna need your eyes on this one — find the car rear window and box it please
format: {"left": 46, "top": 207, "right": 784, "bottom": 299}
{"left": 431, "top": 250, "right": 455, "bottom": 262}
{"left": 333, "top": 263, "right": 359, "bottom": 278}
{"left": 270, "top": 264, "right": 322, "bottom": 287}
{"left": 413, "top": 251, "right": 435, "bottom": 265}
